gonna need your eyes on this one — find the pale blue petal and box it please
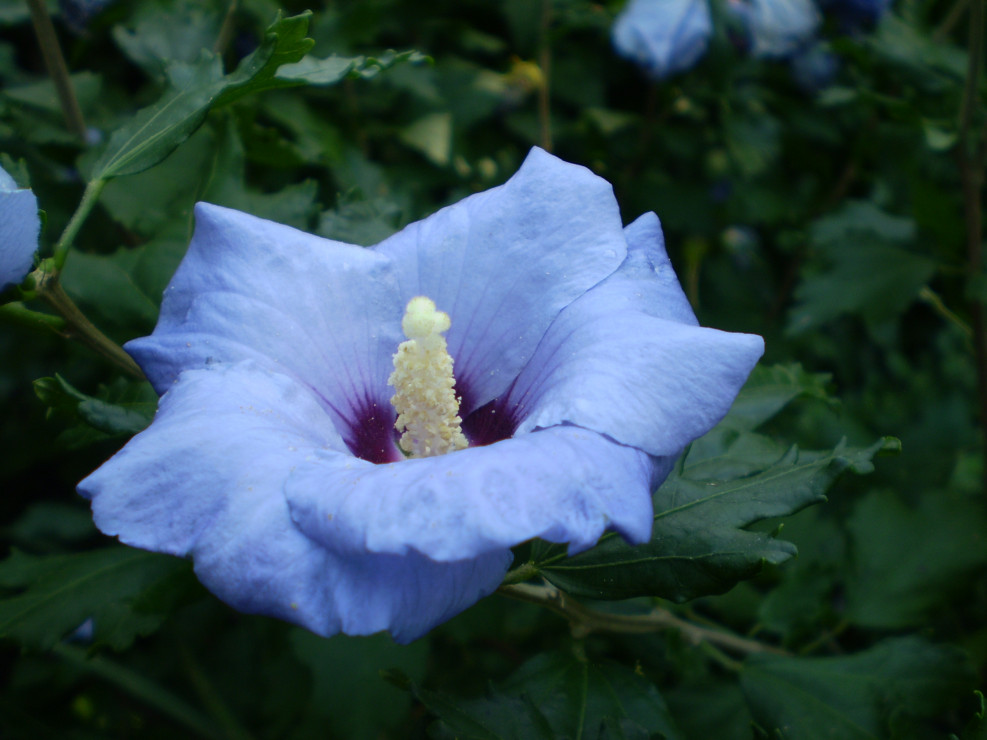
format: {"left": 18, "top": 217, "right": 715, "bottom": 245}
{"left": 613, "top": 0, "right": 712, "bottom": 79}
{"left": 78, "top": 363, "right": 509, "bottom": 642}
{"left": 127, "top": 203, "right": 406, "bottom": 462}
{"left": 616, "top": 212, "right": 698, "bottom": 325}
{"left": 508, "top": 214, "right": 764, "bottom": 457}
{"left": 733, "top": 0, "right": 821, "bottom": 58}
{"left": 373, "top": 147, "right": 627, "bottom": 413}
{"left": 286, "top": 424, "right": 657, "bottom": 561}
{"left": 0, "top": 164, "right": 39, "bottom": 290}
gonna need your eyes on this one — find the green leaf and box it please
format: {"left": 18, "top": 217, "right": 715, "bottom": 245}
{"left": 275, "top": 49, "right": 429, "bottom": 86}
{"left": 61, "top": 229, "right": 189, "bottom": 335}
{"left": 2, "top": 502, "right": 97, "bottom": 551}
{"left": 719, "top": 363, "right": 833, "bottom": 432}
{"left": 0, "top": 547, "right": 190, "bottom": 650}
{"left": 289, "top": 631, "right": 428, "bottom": 739}
{"left": 34, "top": 375, "right": 156, "bottom": 448}
{"left": 274, "top": 55, "right": 357, "bottom": 86}
{"left": 535, "top": 437, "right": 892, "bottom": 602}
{"left": 867, "top": 15, "right": 968, "bottom": 86}
{"left": 725, "top": 112, "right": 781, "bottom": 178}
{"left": 200, "top": 113, "right": 318, "bottom": 230}
{"left": 91, "top": 53, "right": 224, "bottom": 180}
{"left": 399, "top": 112, "right": 453, "bottom": 165}
{"left": 211, "top": 11, "right": 314, "bottom": 108}
{"left": 317, "top": 189, "right": 406, "bottom": 247}
{"left": 741, "top": 637, "right": 975, "bottom": 738}
{"left": 957, "top": 692, "right": 987, "bottom": 740}
{"left": 755, "top": 507, "right": 847, "bottom": 644}
{"left": 111, "top": 0, "right": 222, "bottom": 77}
{"left": 92, "top": 12, "right": 314, "bottom": 180}
{"left": 788, "top": 201, "right": 936, "bottom": 334}
{"left": 665, "top": 679, "right": 753, "bottom": 740}
{"left": 398, "top": 650, "right": 684, "bottom": 740}
{"left": 98, "top": 124, "right": 214, "bottom": 236}
{"left": 2, "top": 72, "right": 102, "bottom": 114}
{"left": 844, "top": 490, "right": 987, "bottom": 629}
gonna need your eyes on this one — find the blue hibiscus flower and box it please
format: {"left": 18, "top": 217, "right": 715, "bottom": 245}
{"left": 612, "top": 0, "right": 713, "bottom": 79}
{"left": 0, "top": 164, "right": 39, "bottom": 291}
{"left": 612, "top": 0, "right": 824, "bottom": 77}
{"left": 79, "top": 148, "right": 763, "bottom": 643}
{"left": 730, "top": 0, "right": 821, "bottom": 58}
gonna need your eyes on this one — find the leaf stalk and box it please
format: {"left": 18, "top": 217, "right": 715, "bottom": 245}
{"left": 498, "top": 582, "right": 788, "bottom": 657}
{"left": 35, "top": 274, "right": 145, "bottom": 379}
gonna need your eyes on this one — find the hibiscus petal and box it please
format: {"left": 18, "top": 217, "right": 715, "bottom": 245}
{"left": 733, "top": 0, "right": 821, "bottom": 58}
{"left": 127, "top": 203, "right": 405, "bottom": 461}
{"left": 612, "top": 212, "right": 698, "bottom": 325}
{"left": 374, "top": 147, "right": 627, "bottom": 414}
{"left": 286, "top": 424, "right": 658, "bottom": 562}
{"left": 507, "top": 213, "right": 764, "bottom": 458}
{"left": 78, "top": 363, "right": 509, "bottom": 643}
{"left": 0, "top": 165, "right": 39, "bottom": 290}
{"left": 612, "top": 0, "right": 712, "bottom": 79}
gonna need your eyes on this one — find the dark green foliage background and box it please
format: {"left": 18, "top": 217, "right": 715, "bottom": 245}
{"left": 0, "top": 0, "right": 985, "bottom": 737}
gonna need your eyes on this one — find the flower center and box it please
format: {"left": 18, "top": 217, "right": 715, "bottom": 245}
{"left": 389, "top": 297, "right": 468, "bottom": 458}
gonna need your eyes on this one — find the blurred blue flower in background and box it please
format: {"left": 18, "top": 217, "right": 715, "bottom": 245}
{"left": 613, "top": 0, "right": 891, "bottom": 79}
{"left": 0, "top": 164, "right": 39, "bottom": 291}
{"left": 729, "top": 0, "right": 821, "bottom": 58}
{"left": 612, "top": 0, "right": 712, "bottom": 78}
{"left": 79, "top": 148, "right": 763, "bottom": 642}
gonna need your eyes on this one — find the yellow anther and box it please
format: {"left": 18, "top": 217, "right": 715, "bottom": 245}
{"left": 389, "top": 297, "right": 468, "bottom": 458}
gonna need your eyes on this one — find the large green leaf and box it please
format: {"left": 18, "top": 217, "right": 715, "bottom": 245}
{"left": 90, "top": 52, "right": 224, "bottom": 181}
{"left": 92, "top": 12, "right": 314, "bottom": 180}
{"left": 0, "top": 547, "right": 191, "bottom": 650}
{"left": 535, "top": 437, "right": 891, "bottom": 602}
{"left": 530, "top": 363, "right": 887, "bottom": 602}
{"left": 741, "top": 637, "right": 975, "bottom": 738}
{"left": 395, "top": 650, "right": 684, "bottom": 740}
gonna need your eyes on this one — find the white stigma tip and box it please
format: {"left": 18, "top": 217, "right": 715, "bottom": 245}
{"left": 402, "top": 296, "right": 451, "bottom": 339}
{"left": 389, "top": 297, "right": 468, "bottom": 459}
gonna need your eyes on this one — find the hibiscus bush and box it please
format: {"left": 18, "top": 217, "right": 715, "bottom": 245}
{"left": 1, "top": 0, "right": 985, "bottom": 737}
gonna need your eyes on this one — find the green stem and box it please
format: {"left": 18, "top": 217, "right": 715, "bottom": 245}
{"left": 53, "top": 178, "right": 106, "bottom": 270}
{"left": 52, "top": 643, "right": 219, "bottom": 738}
{"left": 0, "top": 301, "right": 66, "bottom": 332}
{"left": 697, "top": 641, "right": 743, "bottom": 673}
{"left": 213, "top": 0, "right": 240, "bottom": 55}
{"left": 935, "top": 0, "right": 972, "bottom": 43}
{"left": 25, "top": 177, "right": 140, "bottom": 377}
{"left": 501, "top": 561, "right": 539, "bottom": 585}
{"left": 36, "top": 275, "right": 145, "bottom": 379}
{"left": 918, "top": 286, "right": 974, "bottom": 340}
{"left": 497, "top": 583, "right": 788, "bottom": 656}
{"left": 25, "top": 0, "right": 87, "bottom": 141}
